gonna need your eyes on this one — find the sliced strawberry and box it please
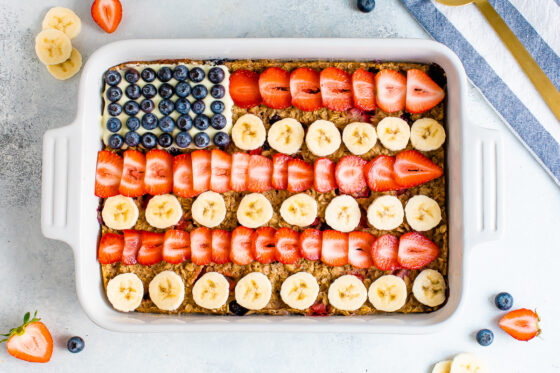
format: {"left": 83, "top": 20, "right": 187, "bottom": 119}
{"left": 230, "top": 226, "right": 254, "bottom": 265}
{"left": 229, "top": 69, "right": 262, "bottom": 108}
{"left": 406, "top": 69, "right": 445, "bottom": 114}
{"left": 98, "top": 232, "right": 123, "bottom": 264}
{"left": 371, "top": 234, "right": 400, "bottom": 271}
{"left": 348, "top": 231, "right": 375, "bottom": 268}
{"left": 173, "top": 154, "right": 197, "bottom": 198}
{"left": 394, "top": 150, "right": 443, "bottom": 188}
{"left": 397, "top": 232, "right": 439, "bottom": 270}
{"left": 335, "top": 155, "right": 367, "bottom": 194}
{"left": 189, "top": 227, "right": 212, "bottom": 265}
{"left": 211, "top": 229, "right": 231, "bottom": 264}
{"left": 499, "top": 309, "right": 541, "bottom": 341}
{"left": 95, "top": 150, "right": 123, "bottom": 198}
{"left": 313, "top": 158, "right": 336, "bottom": 193}
{"left": 162, "top": 229, "right": 190, "bottom": 264}
{"left": 119, "top": 150, "right": 145, "bottom": 197}
{"left": 259, "top": 67, "right": 291, "bottom": 109}
{"left": 251, "top": 227, "right": 277, "bottom": 264}
{"left": 122, "top": 229, "right": 141, "bottom": 265}
{"left": 320, "top": 67, "right": 353, "bottom": 111}
{"left": 375, "top": 69, "right": 406, "bottom": 113}
{"left": 144, "top": 149, "right": 173, "bottom": 195}
{"left": 248, "top": 154, "right": 273, "bottom": 192}
{"left": 137, "top": 231, "right": 163, "bottom": 266}
{"left": 321, "top": 230, "right": 348, "bottom": 266}
{"left": 191, "top": 150, "right": 211, "bottom": 194}
{"left": 299, "top": 228, "right": 321, "bottom": 261}
{"left": 272, "top": 153, "right": 291, "bottom": 190}
{"left": 364, "top": 155, "right": 400, "bottom": 192}
{"left": 352, "top": 68, "right": 376, "bottom": 111}
{"left": 210, "top": 149, "right": 232, "bottom": 193}
{"left": 275, "top": 228, "right": 301, "bottom": 264}
{"left": 5, "top": 313, "right": 53, "bottom": 363}
{"left": 230, "top": 152, "right": 250, "bottom": 192}
{"left": 91, "top": 0, "right": 122, "bottom": 34}
{"left": 290, "top": 67, "right": 323, "bottom": 111}
{"left": 287, "top": 158, "right": 313, "bottom": 193}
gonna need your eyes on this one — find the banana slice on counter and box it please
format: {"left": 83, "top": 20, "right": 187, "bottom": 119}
{"left": 47, "top": 47, "right": 82, "bottom": 80}
{"left": 411, "top": 118, "right": 446, "bottom": 151}
{"left": 328, "top": 275, "right": 367, "bottom": 311}
{"left": 405, "top": 195, "right": 442, "bottom": 231}
{"left": 376, "top": 117, "right": 410, "bottom": 151}
{"left": 102, "top": 195, "right": 139, "bottom": 230}
{"left": 191, "top": 191, "right": 226, "bottom": 228}
{"left": 280, "top": 272, "right": 320, "bottom": 310}
{"left": 106, "top": 273, "right": 144, "bottom": 312}
{"left": 305, "top": 120, "right": 342, "bottom": 157}
{"left": 237, "top": 193, "right": 273, "bottom": 228}
{"left": 412, "top": 269, "right": 446, "bottom": 307}
{"left": 235, "top": 272, "right": 272, "bottom": 310}
{"left": 145, "top": 194, "right": 183, "bottom": 229}
{"left": 35, "top": 28, "right": 72, "bottom": 65}
{"left": 342, "top": 122, "right": 377, "bottom": 155}
{"left": 450, "top": 353, "right": 488, "bottom": 373}
{"left": 367, "top": 195, "right": 404, "bottom": 231}
{"left": 149, "top": 270, "right": 185, "bottom": 311}
{"left": 267, "top": 118, "right": 305, "bottom": 155}
{"left": 280, "top": 193, "right": 318, "bottom": 227}
{"left": 368, "top": 275, "right": 407, "bottom": 312}
{"left": 42, "top": 7, "right": 82, "bottom": 39}
{"left": 325, "top": 195, "right": 361, "bottom": 233}
{"left": 432, "top": 360, "right": 452, "bottom": 373}
{"left": 232, "top": 114, "right": 266, "bottom": 150}
{"left": 192, "top": 272, "right": 230, "bottom": 310}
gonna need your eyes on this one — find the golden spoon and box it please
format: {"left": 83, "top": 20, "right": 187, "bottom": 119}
{"left": 435, "top": 0, "right": 560, "bottom": 121}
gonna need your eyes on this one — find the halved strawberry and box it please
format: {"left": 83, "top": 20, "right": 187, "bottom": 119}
{"left": 251, "top": 227, "right": 276, "bottom": 264}
{"left": 211, "top": 229, "right": 231, "bottom": 264}
{"left": 248, "top": 154, "right": 273, "bottom": 192}
{"left": 348, "top": 231, "right": 374, "bottom": 269}
{"left": 364, "top": 155, "right": 400, "bottom": 192}
{"left": 320, "top": 67, "right": 353, "bottom": 111}
{"left": 287, "top": 158, "right": 313, "bottom": 193}
{"left": 191, "top": 150, "right": 211, "bottom": 194}
{"left": 91, "top": 0, "right": 122, "bottom": 34}
{"left": 275, "top": 228, "right": 300, "bottom": 264}
{"left": 272, "top": 153, "right": 291, "bottom": 190}
{"left": 98, "top": 232, "right": 123, "bottom": 264}
{"left": 3, "top": 312, "right": 53, "bottom": 363}
{"left": 259, "top": 67, "right": 291, "bottom": 109}
{"left": 321, "top": 230, "right": 348, "bottom": 266}
{"left": 230, "top": 152, "right": 250, "bottom": 192}
{"left": 173, "top": 154, "right": 197, "bottom": 198}
{"left": 313, "top": 158, "right": 336, "bottom": 193}
{"left": 190, "top": 227, "right": 212, "bottom": 265}
{"left": 397, "top": 232, "right": 439, "bottom": 270}
{"left": 299, "top": 228, "right": 321, "bottom": 261}
{"left": 394, "top": 150, "right": 443, "bottom": 188}
{"left": 122, "top": 229, "right": 141, "bottom": 265}
{"left": 230, "top": 226, "right": 254, "bottom": 265}
{"left": 137, "top": 231, "right": 163, "bottom": 266}
{"left": 290, "top": 67, "right": 323, "bottom": 111}
{"left": 95, "top": 150, "right": 123, "bottom": 198}
{"left": 499, "top": 308, "right": 541, "bottom": 341}
{"left": 210, "top": 149, "right": 232, "bottom": 193}
{"left": 352, "top": 68, "right": 376, "bottom": 111}
{"left": 371, "top": 234, "right": 400, "bottom": 271}
{"left": 375, "top": 69, "right": 406, "bottom": 113}
{"left": 163, "top": 229, "right": 190, "bottom": 264}
{"left": 144, "top": 149, "right": 173, "bottom": 195}
{"left": 335, "top": 155, "right": 367, "bottom": 194}
{"left": 119, "top": 150, "right": 145, "bottom": 197}
{"left": 229, "top": 69, "right": 262, "bottom": 108}
{"left": 405, "top": 69, "right": 445, "bottom": 114}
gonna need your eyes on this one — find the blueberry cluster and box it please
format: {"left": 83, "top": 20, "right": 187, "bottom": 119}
{"left": 103, "top": 65, "right": 230, "bottom": 150}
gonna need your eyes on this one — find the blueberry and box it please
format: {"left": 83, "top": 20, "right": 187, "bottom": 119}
{"left": 210, "top": 84, "right": 225, "bottom": 99}
{"left": 193, "top": 132, "right": 210, "bottom": 148}
{"left": 476, "top": 329, "right": 494, "bottom": 346}
{"left": 194, "top": 114, "right": 210, "bottom": 130}
{"left": 140, "top": 99, "right": 155, "bottom": 113}
{"left": 124, "top": 68, "right": 139, "bottom": 83}
{"left": 210, "top": 101, "right": 225, "bottom": 114}
{"left": 191, "top": 100, "right": 205, "bottom": 114}
{"left": 159, "top": 116, "right": 175, "bottom": 133}
{"left": 123, "top": 101, "right": 140, "bottom": 116}
{"left": 126, "top": 117, "right": 141, "bottom": 131}
{"left": 157, "top": 67, "right": 173, "bottom": 82}
{"left": 173, "top": 65, "right": 189, "bottom": 81}
{"left": 357, "top": 0, "right": 375, "bottom": 12}
{"left": 177, "top": 114, "right": 193, "bottom": 131}
{"left": 106, "top": 86, "right": 122, "bottom": 102}
{"left": 141, "top": 133, "right": 158, "bottom": 149}
{"left": 175, "top": 81, "right": 191, "bottom": 98}
{"left": 108, "top": 134, "right": 124, "bottom": 149}
{"left": 229, "top": 300, "right": 248, "bottom": 316}
{"left": 159, "top": 83, "right": 174, "bottom": 99}
{"left": 141, "top": 68, "right": 156, "bottom": 82}
{"left": 106, "top": 117, "right": 122, "bottom": 132}
{"left": 67, "top": 336, "right": 85, "bottom": 353}
{"left": 208, "top": 67, "right": 225, "bottom": 84}
{"left": 175, "top": 131, "right": 192, "bottom": 148}
{"left": 189, "top": 67, "right": 205, "bottom": 82}
{"left": 142, "top": 84, "right": 157, "bottom": 99}
{"left": 125, "top": 131, "right": 140, "bottom": 147}
{"left": 175, "top": 98, "right": 191, "bottom": 114}
{"left": 192, "top": 84, "right": 208, "bottom": 100}
{"left": 158, "top": 99, "right": 175, "bottom": 115}
{"left": 141, "top": 113, "right": 158, "bottom": 130}
{"left": 158, "top": 133, "right": 173, "bottom": 148}
{"left": 125, "top": 84, "right": 141, "bottom": 99}
{"left": 107, "top": 102, "right": 122, "bottom": 116}
{"left": 213, "top": 131, "right": 230, "bottom": 147}
{"left": 495, "top": 292, "right": 513, "bottom": 311}
{"left": 104, "top": 70, "right": 121, "bottom": 86}
{"left": 210, "top": 114, "right": 227, "bottom": 130}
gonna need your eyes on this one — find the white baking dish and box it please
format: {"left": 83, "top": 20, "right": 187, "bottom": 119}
{"left": 41, "top": 38, "right": 502, "bottom": 333}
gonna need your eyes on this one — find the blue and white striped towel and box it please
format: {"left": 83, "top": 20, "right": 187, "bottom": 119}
{"left": 402, "top": 0, "right": 560, "bottom": 186}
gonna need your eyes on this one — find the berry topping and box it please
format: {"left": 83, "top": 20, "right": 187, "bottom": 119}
{"left": 364, "top": 155, "right": 400, "bottom": 192}
{"left": 210, "top": 84, "right": 225, "bottom": 99}
{"left": 125, "top": 84, "right": 141, "bottom": 99}
{"left": 190, "top": 227, "right": 212, "bottom": 265}
{"left": 272, "top": 153, "right": 291, "bottom": 190}
{"left": 229, "top": 69, "right": 262, "bottom": 108}
{"left": 124, "top": 132, "right": 140, "bottom": 147}
{"left": 158, "top": 133, "right": 173, "bottom": 148}
{"left": 107, "top": 102, "right": 122, "bottom": 116}
{"left": 141, "top": 113, "right": 158, "bottom": 130}
{"left": 141, "top": 133, "right": 157, "bottom": 149}
{"left": 321, "top": 230, "right": 348, "bottom": 266}
{"left": 119, "top": 149, "right": 145, "bottom": 197}
{"left": 213, "top": 132, "right": 230, "bottom": 147}
{"left": 287, "top": 158, "right": 313, "bottom": 193}
{"left": 126, "top": 117, "right": 140, "bottom": 131}
{"left": 158, "top": 99, "right": 174, "bottom": 116}
{"left": 194, "top": 132, "right": 211, "bottom": 149}
{"left": 157, "top": 67, "right": 172, "bottom": 82}
{"left": 177, "top": 114, "right": 193, "bottom": 131}
{"left": 230, "top": 152, "right": 250, "bottom": 192}
{"left": 158, "top": 83, "right": 174, "bottom": 99}
{"left": 275, "top": 228, "right": 301, "bottom": 264}
{"left": 352, "top": 68, "right": 376, "bottom": 111}
{"left": 335, "top": 155, "right": 367, "bottom": 194}
{"left": 320, "top": 67, "right": 353, "bottom": 111}
{"left": 191, "top": 150, "right": 211, "bottom": 193}
{"left": 144, "top": 149, "right": 173, "bottom": 195}
{"left": 210, "top": 100, "right": 225, "bottom": 114}
{"left": 248, "top": 154, "right": 273, "bottom": 193}
{"left": 122, "top": 230, "right": 141, "bottom": 265}
{"left": 163, "top": 229, "right": 190, "bottom": 264}
{"left": 173, "top": 153, "right": 196, "bottom": 198}
{"left": 124, "top": 68, "right": 139, "bottom": 83}
{"left": 211, "top": 229, "right": 231, "bottom": 264}
{"left": 137, "top": 231, "right": 164, "bottom": 266}
{"left": 192, "top": 84, "right": 208, "bottom": 100}
{"left": 173, "top": 65, "right": 189, "bottom": 81}
{"left": 252, "top": 227, "right": 277, "bottom": 264}
{"left": 104, "top": 70, "right": 121, "bottom": 86}
{"left": 208, "top": 67, "right": 225, "bottom": 83}
{"left": 189, "top": 67, "right": 205, "bottom": 83}
{"left": 98, "top": 232, "right": 124, "bottom": 264}
{"left": 175, "top": 98, "right": 191, "bottom": 114}
{"left": 405, "top": 69, "right": 445, "bottom": 114}
{"left": 211, "top": 114, "right": 227, "bottom": 130}
{"left": 140, "top": 99, "right": 155, "bottom": 113}
{"left": 313, "top": 157, "right": 336, "bottom": 193}
{"left": 95, "top": 150, "right": 123, "bottom": 198}
{"left": 141, "top": 68, "right": 156, "bottom": 82}
{"left": 158, "top": 116, "right": 175, "bottom": 133}
{"left": 191, "top": 100, "right": 205, "bottom": 115}
{"left": 176, "top": 81, "right": 191, "bottom": 97}
{"left": 123, "top": 101, "right": 139, "bottom": 116}
{"left": 300, "top": 228, "right": 322, "bottom": 261}
{"left": 393, "top": 150, "right": 443, "bottom": 188}
{"left": 229, "top": 300, "right": 249, "bottom": 316}
{"left": 142, "top": 84, "right": 157, "bottom": 99}
{"left": 371, "top": 234, "right": 400, "bottom": 271}
{"left": 375, "top": 69, "right": 406, "bottom": 113}
{"left": 348, "top": 231, "right": 374, "bottom": 268}
{"left": 106, "top": 117, "right": 121, "bottom": 132}
{"left": 108, "top": 134, "right": 124, "bottom": 149}
{"left": 258, "top": 67, "right": 292, "bottom": 109}
{"left": 230, "top": 226, "right": 254, "bottom": 265}
{"left": 106, "top": 86, "right": 122, "bottom": 102}
{"left": 397, "top": 232, "right": 439, "bottom": 270}
{"left": 210, "top": 149, "right": 232, "bottom": 193}
{"left": 175, "top": 131, "right": 192, "bottom": 148}
{"left": 194, "top": 114, "right": 210, "bottom": 130}
{"left": 290, "top": 67, "right": 323, "bottom": 111}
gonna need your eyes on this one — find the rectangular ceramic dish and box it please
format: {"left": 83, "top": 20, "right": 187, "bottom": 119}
{"left": 41, "top": 38, "right": 502, "bottom": 333}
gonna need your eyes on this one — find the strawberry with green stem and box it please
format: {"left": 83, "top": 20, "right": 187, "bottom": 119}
{"left": 1, "top": 311, "right": 53, "bottom": 363}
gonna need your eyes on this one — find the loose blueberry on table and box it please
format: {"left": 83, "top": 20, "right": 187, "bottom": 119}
{"left": 495, "top": 292, "right": 513, "bottom": 311}
{"left": 476, "top": 329, "right": 494, "bottom": 346}
{"left": 67, "top": 336, "right": 85, "bottom": 353}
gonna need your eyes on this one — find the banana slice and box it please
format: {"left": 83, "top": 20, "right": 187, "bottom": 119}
{"left": 325, "top": 195, "right": 361, "bottom": 233}
{"left": 280, "top": 272, "right": 319, "bottom": 310}
{"left": 342, "top": 122, "right": 377, "bottom": 155}
{"left": 412, "top": 269, "right": 446, "bottom": 307}
{"left": 305, "top": 120, "right": 342, "bottom": 157}
{"left": 237, "top": 193, "right": 273, "bottom": 228}
{"left": 411, "top": 118, "right": 446, "bottom": 151}
{"left": 35, "top": 28, "right": 72, "bottom": 65}
{"left": 368, "top": 275, "right": 407, "bottom": 312}
{"left": 148, "top": 271, "right": 185, "bottom": 311}
{"left": 102, "top": 195, "right": 139, "bottom": 230}
{"left": 192, "top": 191, "right": 226, "bottom": 228}
{"left": 42, "top": 7, "right": 82, "bottom": 39}
{"left": 280, "top": 193, "right": 318, "bottom": 227}
{"left": 192, "top": 272, "right": 230, "bottom": 310}
{"left": 432, "top": 360, "right": 452, "bottom": 373}
{"left": 367, "top": 195, "right": 404, "bottom": 231}
{"left": 47, "top": 48, "right": 82, "bottom": 80}
{"left": 405, "top": 195, "right": 442, "bottom": 231}
{"left": 145, "top": 194, "right": 183, "bottom": 229}
{"left": 328, "top": 275, "right": 367, "bottom": 311}
{"left": 376, "top": 117, "right": 410, "bottom": 151}
{"left": 235, "top": 272, "right": 272, "bottom": 310}
{"left": 232, "top": 114, "right": 266, "bottom": 150}
{"left": 267, "top": 118, "right": 305, "bottom": 155}
{"left": 450, "top": 353, "right": 488, "bottom": 373}
{"left": 106, "top": 273, "right": 144, "bottom": 312}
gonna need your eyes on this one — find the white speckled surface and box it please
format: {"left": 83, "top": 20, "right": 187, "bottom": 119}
{"left": 1, "top": 1, "right": 559, "bottom": 372}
